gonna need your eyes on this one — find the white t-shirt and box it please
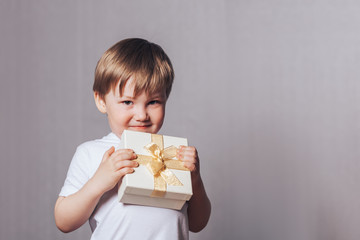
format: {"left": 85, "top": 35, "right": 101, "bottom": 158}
{"left": 59, "top": 133, "right": 189, "bottom": 240}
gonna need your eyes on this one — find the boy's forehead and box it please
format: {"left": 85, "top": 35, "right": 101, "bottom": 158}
{"left": 110, "top": 76, "right": 167, "bottom": 98}
{"left": 112, "top": 83, "right": 166, "bottom": 98}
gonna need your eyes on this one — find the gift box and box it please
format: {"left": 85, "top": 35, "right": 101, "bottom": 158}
{"left": 118, "top": 130, "right": 193, "bottom": 210}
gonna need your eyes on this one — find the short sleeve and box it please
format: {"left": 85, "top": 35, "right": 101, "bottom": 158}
{"left": 59, "top": 145, "right": 91, "bottom": 197}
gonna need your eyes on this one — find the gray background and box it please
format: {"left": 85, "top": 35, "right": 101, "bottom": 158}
{"left": 1, "top": 0, "right": 360, "bottom": 240}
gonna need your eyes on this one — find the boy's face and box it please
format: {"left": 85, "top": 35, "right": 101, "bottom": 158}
{"left": 94, "top": 77, "right": 166, "bottom": 138}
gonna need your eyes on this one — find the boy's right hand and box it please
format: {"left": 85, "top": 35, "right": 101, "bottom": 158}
{"left": 90, "top": 146, "right": 138, "bottom": 194}
{"left": 54, "top": 147, "right": 138, "bottom": 233}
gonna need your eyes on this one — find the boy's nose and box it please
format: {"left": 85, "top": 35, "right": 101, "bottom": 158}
{"left": 134, "top": 106, "right": 148, "bottom": 121}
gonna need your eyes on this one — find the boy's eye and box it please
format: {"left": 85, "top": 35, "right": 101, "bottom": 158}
{"left": 148, "top": 100, "right": 161, "bottom": 105}
{"left": 122, "top": 101, "right": 133, "bottom": 105}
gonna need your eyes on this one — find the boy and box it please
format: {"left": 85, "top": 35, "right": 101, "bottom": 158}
{"left": 54, "top": 38, "right": 211, "bottom": 239}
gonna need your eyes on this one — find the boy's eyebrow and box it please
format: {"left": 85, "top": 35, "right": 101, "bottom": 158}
{"left": 150, "top": 91, "right": 167, "bottom": 97}
{"left": 150, "top": 94, "right": 164, "bottom": 98}
{"left": 121, "top": 93, "right": 165, "bottom": 99}
{"left": 121, "top": 95, "right": 135, "bottom": 99}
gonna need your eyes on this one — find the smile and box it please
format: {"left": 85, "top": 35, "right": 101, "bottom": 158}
{"left": 129, "top": 125, "right": 151, "bottom": 129}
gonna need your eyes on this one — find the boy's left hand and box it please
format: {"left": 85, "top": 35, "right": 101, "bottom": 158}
{"left": 177, "top": 146, "right": 200, "bottom": 177}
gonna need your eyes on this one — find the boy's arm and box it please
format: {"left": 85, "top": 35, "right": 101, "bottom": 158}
{"left": 54, "top": 147, "right": 138, "bottom": 233}
{"left": 178, "top": 146, "right": 211, "bottom": 232}
{"left": 187, "top": 172, "right": 211, "bottom": 232}
{"left": 54, "top": 178, "right": 105, "bottom": 233}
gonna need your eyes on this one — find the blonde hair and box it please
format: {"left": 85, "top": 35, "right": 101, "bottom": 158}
{"left": 93, "top": 38, "right": 174, "bottom": 99}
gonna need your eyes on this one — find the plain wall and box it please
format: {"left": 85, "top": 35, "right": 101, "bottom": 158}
{"left": 1, "top": 1, "right": 360, "bottom": 239}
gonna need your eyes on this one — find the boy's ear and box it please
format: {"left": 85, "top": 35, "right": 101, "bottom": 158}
{"left": 94, "top": 92, "right": 107, "bottom": 114}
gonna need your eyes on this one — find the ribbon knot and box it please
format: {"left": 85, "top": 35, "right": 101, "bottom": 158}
{"left": 135, "top": 134, "right": 189, "bottom": 197}
{"left": 145, "top": 142, "right": 165, "bottom": 175}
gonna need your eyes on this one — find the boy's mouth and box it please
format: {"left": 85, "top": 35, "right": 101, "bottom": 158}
{"left": 129, "top": 125, "right": 151, "bottom": 130}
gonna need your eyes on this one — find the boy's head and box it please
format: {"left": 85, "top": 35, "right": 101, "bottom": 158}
{"left": 93, "top": 38, "right": 174, "bottom": 100}
{"left": 93, "top": 38, "right": 174, "bottom": 137}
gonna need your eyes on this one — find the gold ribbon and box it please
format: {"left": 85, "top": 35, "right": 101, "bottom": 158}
{"left": 135, "top": 134, "right": 189, "bottom": 197}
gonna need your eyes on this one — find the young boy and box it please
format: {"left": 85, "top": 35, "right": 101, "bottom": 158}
{"left": 54, "top": 38, "right": 211, "bottom": 239}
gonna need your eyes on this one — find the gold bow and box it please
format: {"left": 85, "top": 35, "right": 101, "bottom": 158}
{"left": 135, "top": 134, "right": 189, "bottom": 197}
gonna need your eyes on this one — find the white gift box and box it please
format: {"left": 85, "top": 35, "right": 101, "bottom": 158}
{"left": 118, "top": 130, "right": 193, "bottom": 210}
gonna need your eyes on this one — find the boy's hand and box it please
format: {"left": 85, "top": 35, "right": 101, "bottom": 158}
{"left": 91, "top": 146, "right": 138, "bottom": 194}
{"left": 54, "top": 147, "right": 138, "bottom": 233}
{"left": 177, "top": 146, "right": 200, "bottom": 177}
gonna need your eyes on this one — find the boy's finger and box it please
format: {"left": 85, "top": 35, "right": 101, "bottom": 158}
{"left": 114, "top": 148, "right": 135, "bottom": 154}
{"left": 111, "top": 149, "right": 137, "bottom": 160}
{"left": 102, "top": 146, "right": 115, "bottom": 162}
{"left": 181, "top": 159, "right": 198, "bottom": 168}
{"left": 178, "top": 146, "right": 197, "bottom": 154}
{"left": 114, "top": 159, "right": 139, "bottom": 170}
{"left": 177, "top": 151, "right": 197, "bottom": 161}
{"left": 182, "top": 162, "right": 196, "bottom": 172}
{"left": 116, "top": 167, "right": 136, "bottom": 177}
